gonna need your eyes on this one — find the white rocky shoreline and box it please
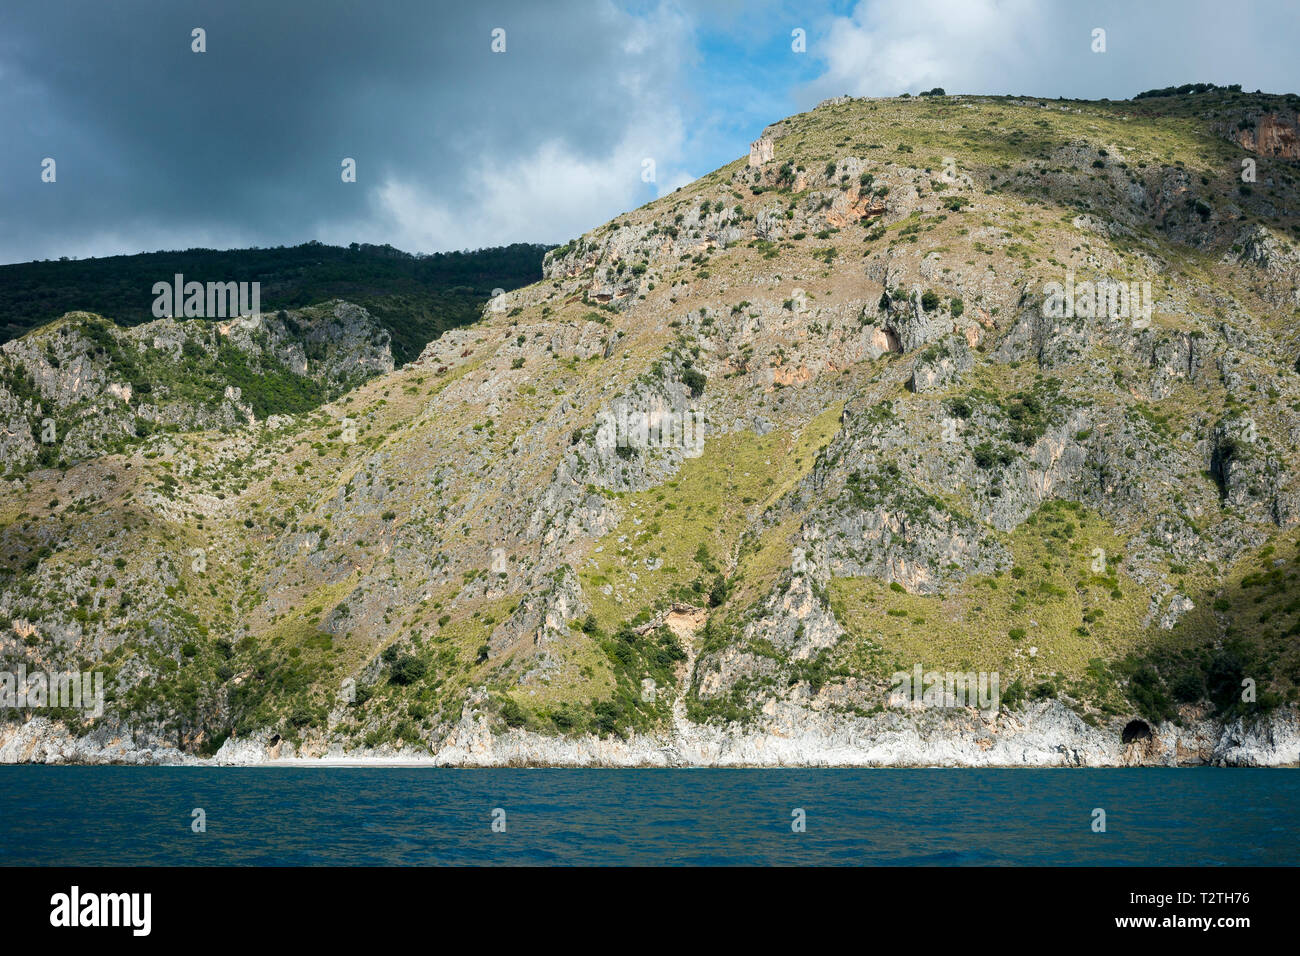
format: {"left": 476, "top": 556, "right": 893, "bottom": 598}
{"left": 2, "top": 701, "right": 1298, "bottom": 768}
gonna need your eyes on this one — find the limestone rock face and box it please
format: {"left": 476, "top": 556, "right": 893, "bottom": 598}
{"left": 1230, "top": 225, "right": 1300, "bottom": 307}
{"left": 0, "top": 300, "right": 393, "bottom": 470}
{"left": 1219, "top": 110, "right": 1300, "bottom": 159}
{"left": 908, "top": 334, "right": 974, "bottom": 392}
{"left": 6, "top": 702, "right": 1298, "bottom": 768}
{"left": 748, "top": 136, "right": 774, "bottom": 167}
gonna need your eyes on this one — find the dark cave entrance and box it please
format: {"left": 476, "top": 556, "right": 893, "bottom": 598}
{"left": 1121, "top": 719, "right": 1152, "bottom": 744}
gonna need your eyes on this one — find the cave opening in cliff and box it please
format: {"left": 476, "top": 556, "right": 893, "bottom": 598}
{"left": 1122, "top": 719, "right": 1152, "bottom": 744}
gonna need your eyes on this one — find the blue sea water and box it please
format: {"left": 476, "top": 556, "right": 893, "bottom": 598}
{"left": 0, "top": 767, "right": 1295, "bottom": 866}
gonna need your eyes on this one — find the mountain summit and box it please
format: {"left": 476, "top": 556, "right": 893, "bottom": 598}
{"left": 3, "top": 90, "right": 1299, "bottom": 765}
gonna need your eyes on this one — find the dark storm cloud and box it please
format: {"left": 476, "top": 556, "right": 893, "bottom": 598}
{"left": 0, "top": 0, "right": 693, "bottom": 262}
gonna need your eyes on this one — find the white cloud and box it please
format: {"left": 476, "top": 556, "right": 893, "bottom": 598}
{"left": 805, "top": 0, "right": 1050, "bottom": 100}
{"left": 317, "top": 0, "right": 699, "bottom": 252}
{"left": 338, "top": 118, "right": 691, "bottom": 252}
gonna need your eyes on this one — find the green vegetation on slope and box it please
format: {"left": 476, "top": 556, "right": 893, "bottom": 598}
{"left": 0, "top": 241, "right": 550, "bottom": 364}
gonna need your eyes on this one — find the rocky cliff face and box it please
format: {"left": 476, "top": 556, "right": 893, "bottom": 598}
{"left": 0, "top": 300, "right": 393, "bottom": 472}
{"left": 2, "top": 90, "right": 1298, "bottom": 764}
{"left": 1219, "top": 111, "right": 1300, "bottom": 160}
{"left": 5, "top": 700, "right": 1297, "bottom": 767}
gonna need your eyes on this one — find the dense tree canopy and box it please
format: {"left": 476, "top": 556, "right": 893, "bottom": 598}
{"left": 0, "top": 241, "right": 551, "bottom": 365}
